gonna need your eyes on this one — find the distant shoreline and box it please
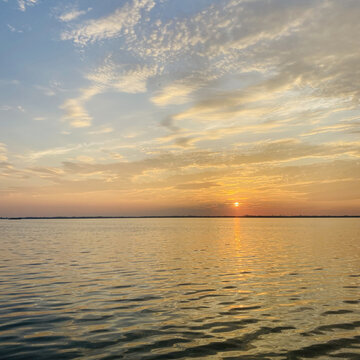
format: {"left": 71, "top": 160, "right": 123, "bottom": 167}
{"left": 1, "top": 215, "right": 359, "bottom": 220}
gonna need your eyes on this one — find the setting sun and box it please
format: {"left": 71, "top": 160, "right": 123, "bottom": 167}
{"left": 234, "top": 202, "right": 240, "bottom": 207}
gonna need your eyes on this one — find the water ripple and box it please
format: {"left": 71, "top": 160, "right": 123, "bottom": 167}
{"left": 0, "top": 218, "right": 359, "bottom": 359}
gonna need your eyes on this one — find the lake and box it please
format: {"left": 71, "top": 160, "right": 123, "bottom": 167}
{"left": 0, "top": 218, "right": 359, "bottom": 359}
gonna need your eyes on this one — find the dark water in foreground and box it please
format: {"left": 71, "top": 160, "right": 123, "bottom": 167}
{"left": 0, "top": 218, "right": 359, "bottom": 360}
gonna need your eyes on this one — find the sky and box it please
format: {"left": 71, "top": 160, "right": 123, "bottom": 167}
{"left": 0, "top": 0, "right": 359, "bottom": 217}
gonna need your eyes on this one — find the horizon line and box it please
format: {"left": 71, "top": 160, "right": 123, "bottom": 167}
{"left": 1, "top": 215, "right": 359, "bottom": 220}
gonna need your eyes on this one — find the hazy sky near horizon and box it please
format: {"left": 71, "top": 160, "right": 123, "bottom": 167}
{"left": 0, "top": 0, "right": 359, "bottom": 216}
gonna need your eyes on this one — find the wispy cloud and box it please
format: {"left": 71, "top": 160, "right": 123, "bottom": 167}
{"left": 24, "top": 144, "right": 85, "bottom": 161}
{"left": 35, "top": 81, "right": 64, "bottom": 97}
{"left": 302, "top": 120, "right": 360, "bottom": 136}
{"left": 151, "top": 80, "right": 199, "bottom": 106}
{"left": 0, "top": 105, "right": 12, "bottom": 111}
{"left": 175, "top": 181, "right": 220, "bottom": 190}
{"left": 58, "top": 8, "right": 91, "bottom": 22}
{"left": 61, "top": 0, "right": 155, "bottom": 45}
{"left": 86, "top": 58, "right": 159, "bottom": 94}
{"left": 18, "top": 0, "right": 38, "bottom": 12}
{"left": 7, "top": 24, "right": 23, "bottom": 33}
{"left": 0, "top": 79, "right": 19, "bottom": 86}
{"left": 0, "top": 143, "right": 8, "bottom": 162}
{"left": 60, "top": 86, "right": 101, "bottom": 128}
{"left": 61, "top": 58, "right": 158, "bottom": 127}
{"left": 0, "top": 105, "right": 25, "bottom": 112}
{"left": 88, "top": 126, "right": 114, "bottom": 135}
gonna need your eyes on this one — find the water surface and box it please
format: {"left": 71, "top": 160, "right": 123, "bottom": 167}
{"left": 0, "top": 218, "right": 359, "bottom": 359}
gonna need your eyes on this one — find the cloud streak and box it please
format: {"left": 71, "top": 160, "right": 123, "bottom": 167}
{"left": 61, "top": 0, "right": 155, "bottom": 45}
{"left": 0, "top": 143, "right": 8, "bottom": 162}
{"left": 60, "top": 58, "right": 158, "bottom": 127}
{"left": 58, "top": 8, "right": 91, "bottom": 22}
{"left": 18, "top": 0, "right": 38, "bottom": 11}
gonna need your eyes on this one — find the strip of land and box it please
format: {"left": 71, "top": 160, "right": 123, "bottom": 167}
{"left": 0, "top": 215, "right": 359, "bottom": 220}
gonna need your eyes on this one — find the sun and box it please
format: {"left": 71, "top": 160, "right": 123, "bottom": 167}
{"left": 234, "top": 202, "right": 240, "bottom": 207}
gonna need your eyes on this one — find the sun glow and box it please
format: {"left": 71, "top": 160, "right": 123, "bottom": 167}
{"left": 234, "top": 202, "right": 240, "bottom": 207}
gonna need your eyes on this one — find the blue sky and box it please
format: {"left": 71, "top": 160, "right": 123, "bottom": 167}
{"left": 0, "top": 0, "right": 359, "bottom": 216}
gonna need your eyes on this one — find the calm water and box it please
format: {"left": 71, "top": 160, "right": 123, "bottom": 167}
{"left": 0, "top": 218, "right": 359, "bottom": 360}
